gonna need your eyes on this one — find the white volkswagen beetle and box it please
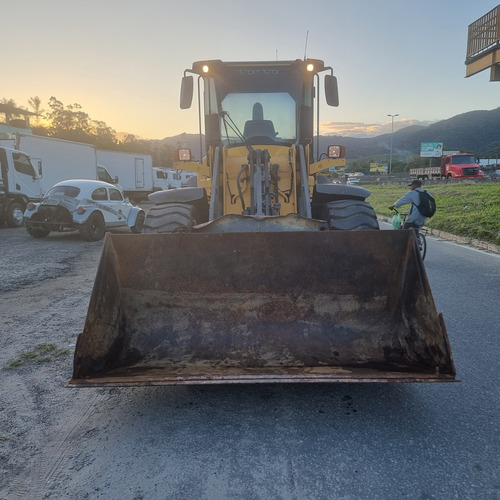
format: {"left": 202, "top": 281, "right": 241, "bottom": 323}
{"left": 24, "top": 179, "right": 145, "bottom": 241}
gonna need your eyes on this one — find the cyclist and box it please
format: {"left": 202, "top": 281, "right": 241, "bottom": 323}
{"left": 388, "top": 179, "right": 428, "bottom": 230}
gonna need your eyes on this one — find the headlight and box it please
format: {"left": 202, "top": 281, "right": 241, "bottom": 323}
{"left": 328, "top": 145, "right": 346, "bottom": 158}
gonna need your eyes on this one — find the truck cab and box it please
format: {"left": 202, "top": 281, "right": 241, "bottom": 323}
{"left": 152, "top": 167, "right": 170, "bottom": 191}
{"left": 0, "top": 147, "right": 42, "bottom": 226}
{"left": 97, "top": 164, "right": 119, "bottom": 185}
{"left": 442, "top": 153, "right": 484, "bottom": 178}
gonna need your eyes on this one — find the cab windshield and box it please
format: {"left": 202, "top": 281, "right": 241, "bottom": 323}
{"left": 452, "top": 155, "right": 476, "bottom": 165}
{"left": 220, "top": 92, "right": 296, "bottom": 146}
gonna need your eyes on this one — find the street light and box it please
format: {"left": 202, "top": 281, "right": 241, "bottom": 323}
{"left": 387, "top": 113, "right": 399, "bottom": 176}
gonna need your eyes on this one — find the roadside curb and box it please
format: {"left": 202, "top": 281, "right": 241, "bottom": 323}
{"left": 377, "top": 216, "right": 500, "bottom": 255}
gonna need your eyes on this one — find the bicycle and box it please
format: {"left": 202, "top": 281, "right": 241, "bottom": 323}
{"left": 391, "top": 209, "right": 427, "bottom": 260}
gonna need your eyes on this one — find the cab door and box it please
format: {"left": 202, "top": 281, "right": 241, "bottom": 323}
{"left": 11, "top": 152, "right": 42, "bottom": 200}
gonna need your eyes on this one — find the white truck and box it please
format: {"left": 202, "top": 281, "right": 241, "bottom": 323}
{"left": 159, "top": 168, "right": 197, "bottom": 189}
{"left": 96, "top": 150, "right": 154, "bottom": 201}
{"left": 152, "top": 167, "right": 171, "bottom": 191}
{"left": 0, "top": 133, "right": 116, "bottom": 227}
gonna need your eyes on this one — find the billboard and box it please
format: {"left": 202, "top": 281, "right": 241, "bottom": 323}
{"left": 420, "top": 142, "right": 443, "bottom": 157}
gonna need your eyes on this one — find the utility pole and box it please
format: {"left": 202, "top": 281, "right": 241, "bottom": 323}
{"left": 387, "top": 114, "right": 399, "bottom": 175}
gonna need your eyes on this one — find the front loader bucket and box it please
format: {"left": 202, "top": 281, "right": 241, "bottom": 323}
{"left": 69, "top": 230, "right": 456, "bottom": 387}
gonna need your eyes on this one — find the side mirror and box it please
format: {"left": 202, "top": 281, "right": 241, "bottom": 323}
{"left": 180, "top": 76, "right": 194, "bottom": 109}
{"left": 324, "top": 75, "right": 339, "bottom": 107}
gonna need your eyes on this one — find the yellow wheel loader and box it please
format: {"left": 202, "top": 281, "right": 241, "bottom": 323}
{"left": 69, "top": 59, "right": 456, "bottom": 387}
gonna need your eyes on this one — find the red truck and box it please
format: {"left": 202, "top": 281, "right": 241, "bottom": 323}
{"left": 410, "top": 153, "right": 485, "bottom": 180}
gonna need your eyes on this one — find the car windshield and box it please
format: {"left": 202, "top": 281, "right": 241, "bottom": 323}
{"left": 452, "top": 155, "right": 476, "bottom": 165}
{"left": 220, "top": 92, "right": 296, "bottom": 146}
{"left": 45, "top": 185, "right": 80, "bottom": 198}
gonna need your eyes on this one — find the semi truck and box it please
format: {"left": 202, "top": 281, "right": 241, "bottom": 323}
{"left": 0, "top": 133, "right": 116, "bottom": 227}
{"left": 410, "top": 152, "right": 485, "bottom": 179}
{"left": 96, "top": 150, "right": 154, "bottom": 201}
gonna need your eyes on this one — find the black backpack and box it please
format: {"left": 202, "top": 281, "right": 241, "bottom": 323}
{"left": 417, "top": 190, "right": 436, "bottom": 217}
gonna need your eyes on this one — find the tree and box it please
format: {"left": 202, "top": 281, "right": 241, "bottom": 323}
{"left": 118, "top": 134, "right": 151, "bottom": 154}
{"left": 1, "top": 98, "right": 20, "bottom": 121}
{"left": 0, "top": 98, "right": 33, "bottom": 128}
{"left": 28, "top": 96, "right": 44, "bottom": 126}
{"left": 349, "top": 159, "right": 371, "bottom": 174}
{"left": 46, "top": 97, "right": 94, "bottom": 143}
{"left": 150, "top": 141, "right": 174, "bottom": 167}
{"left": 45, "top": 97, "right": 121, "bottom": 149}
{"left": 3, "top": 95, "right": 170, "bottom": 162}
{"left": 408, "top": 154, "right": 430, "bottom": 169}
{"left": 1, "top": 98, "right": 17, "bottom": 107}
{"left": 93, "top": 120, "right": 117, "bottom": 149}
{"left": 391, "top": 160, "right": 408, "bottom": 173}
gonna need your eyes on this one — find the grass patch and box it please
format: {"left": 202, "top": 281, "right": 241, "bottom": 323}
{"left": 3, "top": 343, "right": 70, "bottom": 370}
{"left": 367, "top": 182, "right": 500, "bottom": 245}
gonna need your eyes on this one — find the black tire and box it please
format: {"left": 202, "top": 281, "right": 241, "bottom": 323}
{"left": 417, "top": 232, "right": 427, "bottom": 260}
{"left": 130, "top": 211, "right": 145, "bottom": 234}
{"left": 26, "top": 225, "right": 51, "bottom": 238}
{"left": 6, "top": 202, "right": 25, "bottom": 228}
{"left": 79, "top": 212, "right": 105, "bottom": 241}
{"left": 322, "top": 199, "right": 379, "bottom": 230}
{"left": 142, "top": 203, "right": 198, "bottom": 233}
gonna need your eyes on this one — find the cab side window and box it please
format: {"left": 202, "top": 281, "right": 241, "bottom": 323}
{"left": 109, "top": 188, "right": 123, "bottom": 201}
{"left": 91, "top": 188, "right": 108, "bottom": 201}
{"left": 13, "top": 153, "right": 35, "bottom": 176}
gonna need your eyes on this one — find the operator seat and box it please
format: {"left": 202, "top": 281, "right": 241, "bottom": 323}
{"left": 243, "top": 102, "right": 277, "bottom": 140}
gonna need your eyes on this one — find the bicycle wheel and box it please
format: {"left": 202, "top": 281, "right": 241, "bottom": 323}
{"left": 417, "top": 232, "right": 427, "bottom": 260}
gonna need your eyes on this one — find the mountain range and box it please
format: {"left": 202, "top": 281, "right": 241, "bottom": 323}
{"left": 159, "top": 107, "right": 500, "bottom": 162}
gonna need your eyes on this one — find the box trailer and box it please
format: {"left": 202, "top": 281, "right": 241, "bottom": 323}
{"left": 96, "top": 150, "right": 154, "bottom": 201}
{"left": 0, "top": 133, "right": 115, "bottom": 227}
{"left": 5, "top": 133, "right": 107, "bottom": 194}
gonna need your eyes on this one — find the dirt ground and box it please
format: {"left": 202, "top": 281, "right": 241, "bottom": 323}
{"left": 2, "top": 225, "right": 500, "bottom": 500}
{"left": 0, "top": 228, "right": 105, "bottom": 498}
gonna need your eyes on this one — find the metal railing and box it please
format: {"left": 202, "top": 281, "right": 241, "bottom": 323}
{"left": 466, "top": 5, "right": 500, "bottom": 60}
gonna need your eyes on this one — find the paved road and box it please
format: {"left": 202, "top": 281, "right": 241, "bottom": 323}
{"left": 1, "top": 226, "right": 499, "bottom": 499}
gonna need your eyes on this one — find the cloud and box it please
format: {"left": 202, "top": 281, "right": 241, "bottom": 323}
{"left": 320, "top": 118, "right": 435, "bottom": 138}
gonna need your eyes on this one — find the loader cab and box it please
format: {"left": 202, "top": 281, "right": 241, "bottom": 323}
{"left": 218, "top": 94, "right": 296, "bottom": 147}
{"left": 180, "top": 59, "right": 338, "bottom": 160}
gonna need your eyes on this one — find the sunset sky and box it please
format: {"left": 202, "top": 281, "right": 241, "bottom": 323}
{"left": 3, "top": 0, "right": 499, "bottom": 139}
